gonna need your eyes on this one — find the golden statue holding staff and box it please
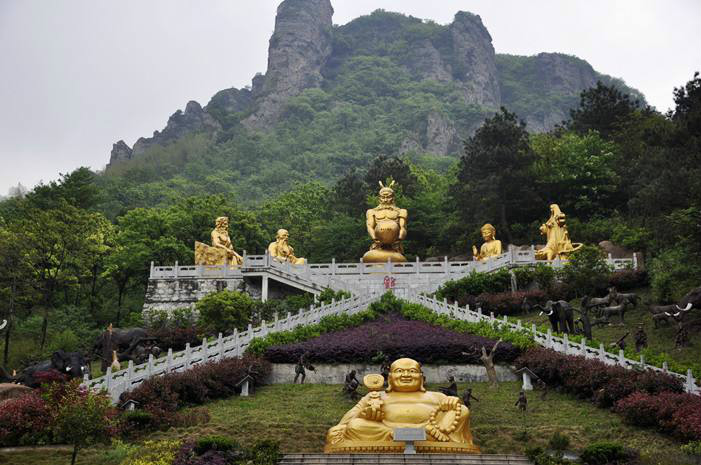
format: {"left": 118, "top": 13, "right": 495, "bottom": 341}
{"left": 324, "top": 358, "right": 479, "bottom": 454}
{"left": 361, "top": 180, "right": 408, "bottom": 263}
{"left": 535, "top": 204, "right": 582, "bottom": 260}
{"left": 268, "top": 229, "right": 306, "bottom": 265}
{"left": 472, "top": 223, "right": 502, "bottom": 261}
{"left": 194, "top": 216, "right": 243, "bottom": 266}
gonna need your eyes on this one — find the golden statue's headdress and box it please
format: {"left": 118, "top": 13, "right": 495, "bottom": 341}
{"left": 378, "top": 179, "right": 397, "bottom": 196}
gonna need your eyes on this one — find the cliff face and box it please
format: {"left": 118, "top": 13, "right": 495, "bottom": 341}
{"left": 108, "top": 100, "right": 221, "bottom": 167}
{"left": 106, "top": 0, "right": 643, "bottom": 167}
{"left": 449, "top": 12, "right": 501, "bottom": 108}
{"left": 242, "top": 0, "right": 334, "bottom": 130}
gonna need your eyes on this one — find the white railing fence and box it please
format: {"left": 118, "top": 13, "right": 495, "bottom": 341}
{"left": 403, "top": 291, "right": 699, "bottom": 395}
{"left": 150, "top": 250, "right": 637, "bottom": 281}
{"left": 84, "top": 292, "right": 382, "bottom": 403}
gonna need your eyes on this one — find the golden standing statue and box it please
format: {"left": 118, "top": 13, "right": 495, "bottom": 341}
{"left": 472, "top": 223, "right": 502, "bottom": 261}
{"left": 194, "top": 216, "right": 243, "bottom": 266}
{"left": 361, "top": 181, "right": 408, "bottom": 263}
{"left": 268, "top": 229, "right": 306, "bottom": 265}
{"left": 535, "top": 204, "right": 582, "bottom": 260}
{"left": 324, "top": 358, "right": 479, "bottom": 454}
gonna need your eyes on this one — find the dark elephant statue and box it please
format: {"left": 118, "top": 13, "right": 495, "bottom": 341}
{"left": 18, "top": 350, "right": 89, "bottom": 388}
{"left": 678, "top": 286, "right": 701, "bottom": 310}
{"left": 93, "top": 327, "right": 153, "bottom": 371}
{"left": 535, "top": 300, "right": 576, "bottom": 334}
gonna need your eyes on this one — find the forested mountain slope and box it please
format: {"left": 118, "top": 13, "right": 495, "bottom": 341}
{"left": 100, "top": 0, "right": 643, "bottom": 214}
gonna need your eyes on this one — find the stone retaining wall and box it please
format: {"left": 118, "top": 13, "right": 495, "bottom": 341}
{"left": 267, "top": 363, "right": 517, "bottom": 385}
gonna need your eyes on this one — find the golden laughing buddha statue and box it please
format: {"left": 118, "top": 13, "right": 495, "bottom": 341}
{"left": 324, "top": 358, "right": 479, "bottom": 454}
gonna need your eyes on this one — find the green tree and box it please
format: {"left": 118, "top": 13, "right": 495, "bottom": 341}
{"left": 568, "top": 81, "right": 643, "bottom": 139}
{"left": 365, "top": 155, "right": 418, "bottom": 197}
{"left": 531, "top": 130, "right": 620, "bottom": 216}
{"left": 558, "top": 245, "right": 611, "bottom": 297}
{"left": 45, "top": 380, "right": 117, "bottom": 465}
{"left": 196, "top": 290, "right": 255, "bottom": 334}
{"left": 451, "top": 107, "right": 537, "bottom": 244}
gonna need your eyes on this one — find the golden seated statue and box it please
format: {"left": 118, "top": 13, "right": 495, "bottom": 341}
{"left": 268, "top": 229, "right": 306, "bottom": 265}
{"left": 194, "top": 216, "right": 243, "bottom": 266}
{"left": 535, "top": 204, "right": 583, "bottom": 260}
{"left": 324, "top": 358, "right": 479, "bottom": 454}
{"left": 361, "top": 180, "right": 408, "bottom": 263}
{"left": 472, "top": 223, "right": 502, "bottom": 261}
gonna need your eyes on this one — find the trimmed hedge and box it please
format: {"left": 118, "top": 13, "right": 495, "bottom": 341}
{"left": 246, "top": 293, "right": 535, "bottom": 357}
{"left": 264, "top": 314, "right": 520, "bottom": 364}
{"left": 614, "top": 391, "right": 701, "bottom": 441}
{"left": 121, "top": 355, "right": 270, "bottom": 414}
{"left": 514, "top": 347, "right": 699, "bottom": 441}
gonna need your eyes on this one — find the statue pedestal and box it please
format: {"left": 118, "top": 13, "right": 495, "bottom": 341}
{"left": 361, "top": 249, "right": 407, "bottom": 263}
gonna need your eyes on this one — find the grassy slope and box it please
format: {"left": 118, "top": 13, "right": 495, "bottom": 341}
{"left": 0, "top": 382, "right": 689, "bottom": 465}
{"left": 513, "top": 287, "right": 701, "bottom": 377}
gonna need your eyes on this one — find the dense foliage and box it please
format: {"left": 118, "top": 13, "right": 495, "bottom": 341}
{"left": 121, "top": 355, "right": 270, "bottom": 415}
{"left": 0, "top": 380, "right": 118, "bottom": 457}
{"left": 264, "top": 314, "right": 520, "bottom": 364}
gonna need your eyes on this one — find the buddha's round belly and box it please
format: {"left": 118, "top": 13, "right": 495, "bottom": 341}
{"left": 383, "top": 403, "right": 433, "bottom": 425}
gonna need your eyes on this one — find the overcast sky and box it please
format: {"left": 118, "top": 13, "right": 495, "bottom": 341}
{"left": 1, "top": 1, "right": 699, "bottom": 195}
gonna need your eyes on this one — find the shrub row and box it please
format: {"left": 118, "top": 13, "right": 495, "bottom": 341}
{"left": 122, "top": 355, "right": 270, "bottom": 414}
{"left": 514, "top": 347, "right": 699, "bottom": 441}
{"left": 173, "top": 437, "right": 280, "bottom": 465}
{"left": 476, "top": 290, "right": 546, "bottom": 315}
{"left": 264, "top": 314, "right": 520, "bottom": 365}
{"left": 246, "top": 293, "right": 535, "bottom": 357}
{"left": 614, "top": 391, "right": 701, "bottom": 441}
{"left": 515, "top": 347, "right": 683, "bottom": 406}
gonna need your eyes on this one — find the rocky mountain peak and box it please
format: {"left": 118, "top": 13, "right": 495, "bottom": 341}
{"left": 107, "top": 140, "right": 133, "bottom": 167}
{"left": 450, "top": 11, "right": 500, "bottom": 108}
{"left": 242, "top": 0, "right": 334, "bottom": 130}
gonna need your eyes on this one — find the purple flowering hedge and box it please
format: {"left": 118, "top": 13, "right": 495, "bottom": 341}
{"left": 263, "top": 314, "right": 520, "bottom": 364}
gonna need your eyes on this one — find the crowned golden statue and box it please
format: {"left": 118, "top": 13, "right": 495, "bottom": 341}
{"left": 324, "top": 358, "right": 479, "bottom": 454}
{"left": 361, "top": 180, "right": 408, "bottom": 263}
{"left": 535, "top": 204, "right": 583, "bottom": 260}
{"left": 472, "top": 223, "right": 502, "bottom": 261}
{"left": 194, "top": 216, "right": 243, "bottom": 266}
{"left": 268, "top": 229, "right": 306, "bottom": 265}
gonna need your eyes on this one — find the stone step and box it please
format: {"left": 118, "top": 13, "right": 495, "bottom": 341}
{"left": 280, "top": 454, "right": 532, "bottom": 465}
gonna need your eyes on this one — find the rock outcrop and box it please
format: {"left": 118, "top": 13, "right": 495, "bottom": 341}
{"left": 206, "top": 87, "right": 252, "bottom": 116}
{"left": 108, "top": 140, "right": 133, "bottom": 167}
{"left": 243, "top": 0, "right": 334, "bottom": 130}
{"left": 131, "top": 101, "right": 221, "bottom": 157}
{"left": 450, "top": 12, "right": 501, "bottom": 108}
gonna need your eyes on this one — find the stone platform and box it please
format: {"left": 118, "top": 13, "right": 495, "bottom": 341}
{"left": 280, "top": 454, "right": 532, "bottom": 465}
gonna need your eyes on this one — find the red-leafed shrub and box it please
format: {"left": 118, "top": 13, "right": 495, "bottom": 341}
{"left": 515, "top": 347, "right": 696, "bottom": 441}
{"left": 476, "top": 290, "right": 546, "bottom": 315}
{"left": 150, "top": 327, "right": 200, "bottom": 351}
{"left": 33, "top": 369, "right": 69, "bottom": 386}
{"left": 263, "top": 314, "right": 520, "bottom": 365}
{"left": 515, "top": 347, "right": 683, "bottom": 406}
{"left": 0, "top": 392, "right": 51, "bottom": 446}
{"left": 122, "top": 355, "right": 270, "bottom": 414}
{"left": 615, "top": 391, "right": 701, "bottom": 440}
{"left": 608, "top": 269, "right": 648, "bottom": 291}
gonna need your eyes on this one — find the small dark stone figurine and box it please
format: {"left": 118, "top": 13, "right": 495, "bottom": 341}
{"left": 343, "top": 370, "right": 361, "bottom": 399}
{"left": 515, "top": 390, "right": 528, "bottom": 412}
{"left": 610, "top": 332, "right": 629, "bottom": 351}
{"left": 380, "top": 356, "right": 391, "bottom": 387}
{"left": 438, "top": 376, "right": 458, "bottom": 397}
{"left": 634, "top": 324, "right": 648, "bottom": 353}
{"left": 461, "top": 387, "right": 479, "bottom": 408}
{"left": 294, "top": 352, "right": 314, "bottom": 384}
{"left": 675, "top": 323, "right": 689, "bottom": 349}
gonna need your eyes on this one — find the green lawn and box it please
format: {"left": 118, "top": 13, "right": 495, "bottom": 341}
{"left": 0, "top": 382, "right": 690, "bottom": 465}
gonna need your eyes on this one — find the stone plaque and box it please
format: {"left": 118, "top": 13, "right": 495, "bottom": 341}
{"left": 393, "top": 428, "right": 426, "bottom": 442}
